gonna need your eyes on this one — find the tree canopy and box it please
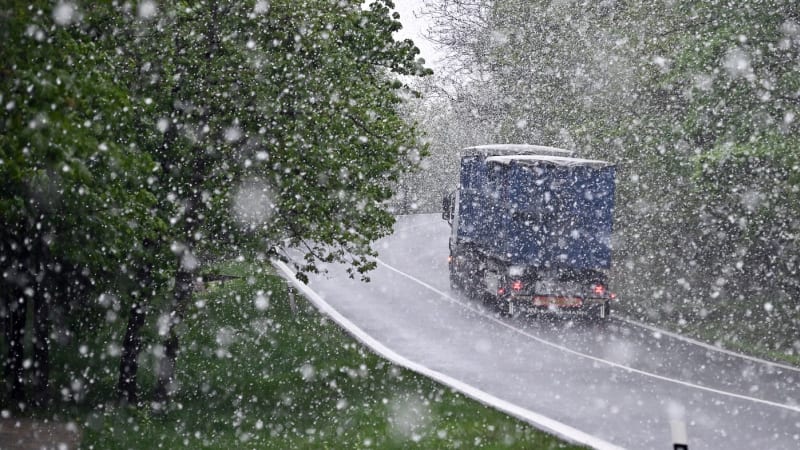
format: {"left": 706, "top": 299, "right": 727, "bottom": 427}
{"left": 2, "top": 0, "right": 430, "bottom": 409}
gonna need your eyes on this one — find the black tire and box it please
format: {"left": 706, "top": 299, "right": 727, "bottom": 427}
{"left": 589, "top": 301, "right": 611, "bottom": 322}
{"left": 496, "top": 296, "right": 513, "bottom": 317}
{"left": 448, "top": 255, "right": 462, "bottom": 291}
{"left": 449, "top": 267, "right": 459, "bottom": 291}
{"left": 480, "top": 293, "right": 494, "bottom": 308}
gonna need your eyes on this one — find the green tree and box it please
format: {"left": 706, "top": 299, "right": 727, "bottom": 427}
{"left": 663, "top": 1, "right": 800, "bottom": 341}
{"left": 3, "top": 0, "right": 431, "bottom": 410}
{"left": 93, "top": 0, "right": 432, "bottom": 402}
{"left": 0, "top": 0, "right": 163, "bottom": 408}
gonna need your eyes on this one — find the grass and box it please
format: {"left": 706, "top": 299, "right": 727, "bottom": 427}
{"left": 76, "top": 260, "right": 585, "bottom": 449}
{"left": 679, "top": 319, "right": 800, "bottom": 367}
{"left": 616, "top": 302, "right": 800, "bottom": 368}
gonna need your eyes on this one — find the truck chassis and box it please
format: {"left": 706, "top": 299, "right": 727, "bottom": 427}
{"left": 448, "top": 244, "right": 613, "bottom": 321}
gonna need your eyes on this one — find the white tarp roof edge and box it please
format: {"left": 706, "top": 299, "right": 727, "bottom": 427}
{"left": 485, "top": 154, "right": 614, "bottom": 168}
{"left": 462, "top": 144, "right": 575, "bottom": 157}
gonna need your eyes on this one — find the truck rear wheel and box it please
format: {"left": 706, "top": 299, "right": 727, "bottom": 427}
{"left": 449, "top": 264, "right": 460, "bottom": 290}
{"left": 590, "top": 301, "right": 611, "bottom": 322}
{"left": 496, "top": 296, "right": 514, "bottom": 317}
{"left": 480, "top": 292, "right": 495, "bottom": 308}
{"left": 449, "top": 253, "right": 465, "bottom": 291}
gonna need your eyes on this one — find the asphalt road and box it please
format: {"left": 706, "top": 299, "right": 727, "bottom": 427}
{"left": 298, "top": 214, "right": 800, "bottom": 450}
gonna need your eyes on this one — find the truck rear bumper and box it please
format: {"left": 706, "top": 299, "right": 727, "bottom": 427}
{"left": 501, "top": 294, "right": 611, "bottom": 318}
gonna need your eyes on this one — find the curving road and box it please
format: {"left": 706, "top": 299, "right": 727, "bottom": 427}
{"left": 289, "top": 214, "right": 800, "bottom": 450}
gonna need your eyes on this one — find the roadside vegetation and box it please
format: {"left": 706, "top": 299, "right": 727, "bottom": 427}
{"left": 632, "top": 310, "right": 800, "bottom": 368}
{"left": 60, "top": 261, "right": 581, "bottom": 449}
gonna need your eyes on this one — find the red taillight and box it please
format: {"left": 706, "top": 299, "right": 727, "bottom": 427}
{"left": 497, "top": 287, "right": 506, "bottom": 295}
{"left": 448, "top": 255, "right": 453, "bottom": 263}
{"left": 592, "top": 284, "right": 606, "bottom": 296}
{"left": 511, "top": 280, "right": 523, "bottom": 292}
{"left": 610, "top": 292, "right": 617, "bottom": 300}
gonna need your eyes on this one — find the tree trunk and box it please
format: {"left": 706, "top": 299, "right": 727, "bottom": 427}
{"left": 117, "top": 301, "right": 147, "bottom": 405}
{"left": 4, "top": 290, "right": 27, "bottom": 407}
{"left": 31, "top": 287, "right": 51, "bottom": 408}
{"left": 30, "top": 246, "right": 55, "bottom": 409}
{"left": 153, "top": 0, "right": 218, "bottom": 407}
{"left": 117, "top": 254, "right": 155, "bottom": 406}
{"left": 153, "top": 266, "right": 193, "bottom": 404}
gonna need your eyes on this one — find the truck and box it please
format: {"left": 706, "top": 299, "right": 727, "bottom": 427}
{"left": 441, "top": 144, "right": 617, "bottom": 320}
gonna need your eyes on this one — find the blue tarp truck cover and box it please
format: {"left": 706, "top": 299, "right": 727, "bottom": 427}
{"left": 455, "top": 153, "right": 615, "bottom": 270}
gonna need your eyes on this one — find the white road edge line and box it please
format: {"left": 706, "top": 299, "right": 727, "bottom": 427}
{"left": 374, "top": 258, "right": 800, "bottom": 414}
{"left": 616, "top": 316, "right": 800, "bottom": 373}
{"left": 271, "top": 259, "right": 624, "bottom": 450}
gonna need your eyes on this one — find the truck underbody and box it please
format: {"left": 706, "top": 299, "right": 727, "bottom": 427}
{"left": 448, "top": 244, "right": 614, "bottom": 321}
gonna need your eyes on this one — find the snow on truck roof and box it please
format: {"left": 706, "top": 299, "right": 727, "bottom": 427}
{"left": 461, "top": 144, "right": 613, "bottom": 168}
{"left": 462, "top": 144, "right": 575, "bottom": 157}
{"left": 485, "top": 154, "right": 613, "bottom": 169}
